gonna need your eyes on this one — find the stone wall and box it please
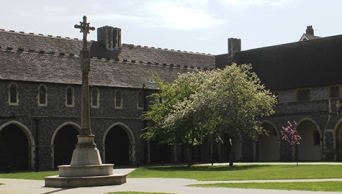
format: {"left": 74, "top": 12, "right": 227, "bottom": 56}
{"left": 0, "top": 80, "right": 147, "bottom": 170}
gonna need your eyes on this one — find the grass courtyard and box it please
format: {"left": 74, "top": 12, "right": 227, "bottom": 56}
{"left": 128, "top": 164, "right": 342, "bottom": 181}
{"left": 0, "top": 164, "right": 341, "bottom": 192}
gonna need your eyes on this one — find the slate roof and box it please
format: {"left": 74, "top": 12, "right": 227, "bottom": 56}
{"left": 231, "top": 35, "right": 342, "bottom": 91}
{"left": 0, "top": 29, "right": 215, "bottom": 89}
{"left": 0, "top": 49, "right": 193, "bottom": 89}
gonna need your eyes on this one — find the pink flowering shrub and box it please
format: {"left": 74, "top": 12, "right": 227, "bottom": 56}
{"left": 281, "top": 121, "right": 301, "bottom": 145}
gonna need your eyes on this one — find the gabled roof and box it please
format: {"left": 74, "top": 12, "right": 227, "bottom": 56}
{"left": 232, "top": 34, "right": 342, "bottom": 91}
{"left": 0, "top": 29, "right": 215, "bottom": 89}
{"left": 299, "top": 33, "right": 320, "bottom": 41}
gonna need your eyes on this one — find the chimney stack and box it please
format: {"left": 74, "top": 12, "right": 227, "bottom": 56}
{"left": 306, "top": 25, "right": 314, "bottom": 35}
{"left": 228, "top": 38, "right": 241, "bottom": 58}
{"left": 97, "top": 26, "right": 122, "bottom": 51}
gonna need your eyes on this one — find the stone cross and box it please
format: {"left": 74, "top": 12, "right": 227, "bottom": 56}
{"left": 74, "top": 16, "right": 95, "bottom": 50}
{"left": 74, "top": 16, "right": 95, "bottom": 136}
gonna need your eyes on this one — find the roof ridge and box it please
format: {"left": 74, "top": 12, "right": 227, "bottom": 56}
{"left": 0, "top": 28, "right": 85, "bottom": 41}
{"left": 122, "top": 43, "right": 212, "bottom": 56}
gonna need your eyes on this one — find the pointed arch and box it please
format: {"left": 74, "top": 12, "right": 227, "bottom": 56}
{"left": 0, "top": 120, "right": 35, "bottom": 170}
{"left": 103, "top": 122, "right": 136, "bottom": 165}
{"left": 258, "top": 120, "right": 280, "bottom": 161}
{"left": 296, "top": 118, "right": 322, "bottom": 161}
{"left": 51, "top": 122, "right": 80, "bottom": 168}
{"left": 333, "top": 118, "right": 342, "bottom": 161}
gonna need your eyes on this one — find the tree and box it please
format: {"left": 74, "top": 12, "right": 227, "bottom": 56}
{"left": 281, "top": 121, "right": 301, "bottom": 165}
{"left": 142, "top": 64, "right": 277, "bottom": 167}
{"left": 142, "top": 72, "right": 211, "bottom": 166}
{"left": 193, "top": 64, "right": 277, "bottom": 166}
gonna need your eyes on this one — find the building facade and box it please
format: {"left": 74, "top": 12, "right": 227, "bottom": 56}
{"left": 0, "top": 25, "right": 342, "bottom": 171}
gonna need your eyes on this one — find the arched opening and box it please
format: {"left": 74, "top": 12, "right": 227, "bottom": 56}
{"left": 258, "top": 122, "right": 279, "bottom": 161}
{"left": 53, "top": 125, "right": 78, "bottom": 168}
{"left": 222, "top": 134, "right": 242, "bottom": 162}
{"left": 105, "top": 125, "right": 130, "bottom": 165}
{"left": 149, "top": 141, "right": 172, "bottom": 164}
{"left": 0, "top": 124, "right": 29, "bottom": 171}
{"left": 336, "top": 124, "right": 342, "bottom": 161}
{"left": 297, "top": 120, "right": 322, "bottom": 161}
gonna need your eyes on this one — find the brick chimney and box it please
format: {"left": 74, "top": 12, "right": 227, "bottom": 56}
{"left": 306, "top": 25, "right": 314, "bottom": 35}
{"left": 228, "top": 38, "right": 241, "bottom": 58}
{"left": 97, "top": 26, "right": 122, "bottom": 51}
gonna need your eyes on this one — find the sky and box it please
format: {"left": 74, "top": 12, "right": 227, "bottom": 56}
{"left": 1, "top": 0, "right": 342, "bottom": 55}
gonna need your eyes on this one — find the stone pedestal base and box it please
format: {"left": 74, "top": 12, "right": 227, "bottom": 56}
{"left": 44, "top": 164, "right": 127, "bottom": 187}
{"left": 59, "top": 164, "right": 114, "bottom": 177}
{"left": 44, "top": 135, "right": 126, "bottom": 187}
{"left": 70, "top": 135, "right": 102, "bottom": 166}
{"left": 45, "top": 174, "right": 126, "bottom": 187}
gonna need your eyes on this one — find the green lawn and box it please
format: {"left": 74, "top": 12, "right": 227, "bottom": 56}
{"left": 0, "top": 171, "right": 58, "bottom": 180}
{"left": 1, "top": 165, "right": 342, "bottom": 192}
{"left": 0, "top": 165, "right": 341, "bottom": 181}
{"left": 190, "top": 181, "right": 342, "bottom": 192}
{"left": 128, "top": 165, "right": 342, "bottom": 181}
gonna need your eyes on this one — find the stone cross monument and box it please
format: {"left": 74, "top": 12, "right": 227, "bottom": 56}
{"left": 74, "top": 15, "right": 95, "bottom": 136}
{"left": 45, "top": 16, "right": 126, "bottom": 187}
{"left": 69, "top": 15, "right": 102, "bottom": 166}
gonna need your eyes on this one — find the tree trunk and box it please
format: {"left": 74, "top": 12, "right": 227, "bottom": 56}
{"left": 229, "top": 137, "right": 236, "bottom": 167}
{"left": 186, "top": 145, "right": 193, "bottom": 167}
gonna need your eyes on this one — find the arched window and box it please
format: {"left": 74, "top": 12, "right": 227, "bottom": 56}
{"left": 115, "top": 90, "right": 122, "bottom": 108}
{"left": 137, "top": 90, "right": 144, "bottom": 109}
{"left": 66, "top": 86, "right": 75, "bottom": 107}
{"left": 91, "top": 88, "right": 100, "bottom": 108}
{"left": 38, "top": 84, "right": 47, "bottom": 106}
{"left": 8, "top": 82, "right": 18, "bottom": 105}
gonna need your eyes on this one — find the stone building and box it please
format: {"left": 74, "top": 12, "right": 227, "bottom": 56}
{"left": 0, "top": 25, "right": 341, "bottom": 171}
{"left": 217, "top": 26, "right": 342, "bottom": 162}
{"left": 0, "top": 26, "right": 214, "bottom": 171}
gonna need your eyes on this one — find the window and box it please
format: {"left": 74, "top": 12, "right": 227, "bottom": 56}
{"left": 8, "top": 82, "right": 18, "bottom": 105}
{"left": 114, "top": 90, "right": 122, "bottom": 108}
{"left": 137, "top": 90, "right": 144, "bottom": 109}
{"left": 313, "top": 131, "right": 320, "bottom": 146}
{"left": 91, "top": 88, "right": 100, "bottom": 108}
{"left": 330, "top": 86, "right": 340, "bottom": 98}
{"left": 297, "top": 89, "right": 310, "bottom": 101}
{"left": 66, "top": 86, "right": 75, "bottom": 107}
{"left": 38, "top": 84, "right": 47, "bottom": 106}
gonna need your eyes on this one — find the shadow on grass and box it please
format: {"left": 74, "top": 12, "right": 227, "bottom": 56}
{"left": 145, "top": 165, "right": 271, "bottom": 172}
